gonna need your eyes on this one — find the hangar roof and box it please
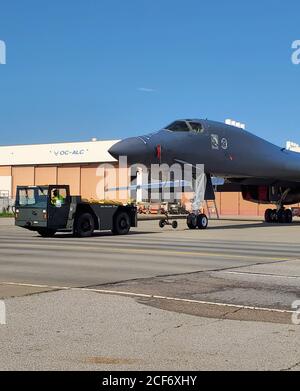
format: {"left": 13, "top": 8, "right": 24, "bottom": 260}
{"left": 0, "top": 139, "right": 119, "bottom": 166}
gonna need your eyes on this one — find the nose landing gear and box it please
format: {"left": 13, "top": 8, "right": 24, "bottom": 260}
{"left": 187, "top": 213, "right": 208, "bottom": 230}
{"left": 185, "top": 170, "right": 210, "bottom": 231}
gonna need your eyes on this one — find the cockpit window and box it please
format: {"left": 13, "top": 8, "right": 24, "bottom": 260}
{"left": 189, "top": 122, "right": 204, "bottom": 133}
{"left": 165, "top": 121, "right": 190, "bottom": 132}
{"left": 165, "top": 120, "right": 204, "bottom": 133}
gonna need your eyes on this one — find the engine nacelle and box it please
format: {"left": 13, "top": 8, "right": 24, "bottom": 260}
{"left": 242, "top": 185, "right": 269, "bottom": 204}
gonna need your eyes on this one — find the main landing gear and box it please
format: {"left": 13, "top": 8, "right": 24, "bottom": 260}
{"left": 264, "top": 208, "right": 293, "bottom": 224}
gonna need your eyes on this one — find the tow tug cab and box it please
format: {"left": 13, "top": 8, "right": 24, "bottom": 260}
{"left": 15, "top": 185, "right": 137, "bottom": 237}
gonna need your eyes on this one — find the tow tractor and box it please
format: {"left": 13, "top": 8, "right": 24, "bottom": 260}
{"left": 14, "top": 185, "right": 137, "bottom": 237}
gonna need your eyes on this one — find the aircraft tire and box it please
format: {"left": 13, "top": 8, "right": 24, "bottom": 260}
{"left": 187, "top": 214, "right": 197, "bottom": 229}
{"left": 277, "top": 209, "right": 286, "bottom": 224}
{"left": 197, "top": 214, "right": 208, "bottom": 230}
{"left": 284, "top": 209, "right": 293, "bottom": 224}
{"left": 264, "top": 209, "right": 272, "bottom": 223}
{"left": 271, "top": 209, "right": 278, "bottom": 222}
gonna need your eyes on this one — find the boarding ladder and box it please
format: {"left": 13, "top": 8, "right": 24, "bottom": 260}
{"left": 205, "top": 185, "right": 220, "bottom": 219}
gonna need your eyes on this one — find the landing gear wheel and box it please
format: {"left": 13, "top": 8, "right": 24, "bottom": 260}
{"left": 37, "top": 228, "right": 56, "bottom": 238}
{"left": 159, "top": 219, "right": 166, "bottom": 228}
{"left": 172, "top": 221, "right": 178, "bottom": 229}
{"left": 112, "top": 212, "right": 130, "bottom": 235}
{"left": 271, "top": 209, "right": 278, "bottom": 223}
{"left": 284, "top": 209, "right": 293, "bottom": 224}
{"left": 197, "top": 214, "right": 208, "bottom": 230}
{"left": 277, "top": 209, "right": 286, "bottom": 224}
{"left": 187, "top": 214, "right": 197, "bottom": 229}
{"left": 75, "top": 213, "right": 95, "bottom": 237}
{"left": 264, "top": 209, "right": 272, "bottom": 223}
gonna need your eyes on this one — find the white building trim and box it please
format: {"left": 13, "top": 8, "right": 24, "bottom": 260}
{"left": 0, "top": 140, "right": 119, "bottom": 166}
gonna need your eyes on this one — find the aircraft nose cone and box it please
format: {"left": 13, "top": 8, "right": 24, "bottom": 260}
{"left": 109, "top": 137, "right": 149, "bottom": 164}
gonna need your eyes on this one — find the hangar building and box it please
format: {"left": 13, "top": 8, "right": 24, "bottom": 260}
{"left": 0, "top": 139, "right": 298, "bottom": 217}
{"left": 0, "top": 140, "right": 124, "bottom": 201}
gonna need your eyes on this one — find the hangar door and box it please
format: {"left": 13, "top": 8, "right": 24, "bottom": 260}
{"left": 0, "top": 176, "right": 12, "bottom": 197}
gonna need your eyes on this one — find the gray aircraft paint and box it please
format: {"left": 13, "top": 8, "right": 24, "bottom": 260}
{"left": 109, "top": 119, "right": 300, "bottom": 182}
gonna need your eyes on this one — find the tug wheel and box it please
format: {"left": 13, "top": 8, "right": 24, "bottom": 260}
{"left": 112, "top": 212, "right": 130, "bottom": 235}
{"left": 75, "top": 213, "right": 95, "bottom": 237}
{"left": 37, "top": 228, "right": 56, "bottom": 238}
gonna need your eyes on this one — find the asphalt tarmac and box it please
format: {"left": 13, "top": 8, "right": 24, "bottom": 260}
{"left": 0, "top": 218, "right": 300, "bottom": 370}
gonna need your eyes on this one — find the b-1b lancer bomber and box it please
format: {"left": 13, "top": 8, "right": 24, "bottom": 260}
{"left": 109, "top": 119, "right": 300, "bottom": 229}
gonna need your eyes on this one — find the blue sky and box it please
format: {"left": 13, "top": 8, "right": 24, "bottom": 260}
{"left": 0, "top": 0, "right": 299, "bottom": 146}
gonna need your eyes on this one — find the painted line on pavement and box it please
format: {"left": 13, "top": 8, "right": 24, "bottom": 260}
{"left": 0, "top": 281, "right": 293, "bottom": 314}
{"left": 224, "top": 271, "right": 300, "bottom": 279}
{"left": 0, "top": 241, "right": 294, "bottom": 261}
